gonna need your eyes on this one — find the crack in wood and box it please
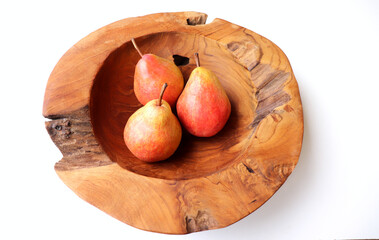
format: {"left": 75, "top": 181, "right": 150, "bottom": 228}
{"left": 243, "top": 163, "right": 255, "bottom": 173}
{"left": 186, "top": 13, "right": 207, "bottom": 25}
{"left": 173, "top": 54, "right": 190, "bottom": 66}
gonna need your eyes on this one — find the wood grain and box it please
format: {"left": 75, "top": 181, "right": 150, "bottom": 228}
{"left": 43, "top": 12, "right": 303, "bottom": 234}
{"left": 45, "top": 106, "right": 112, "bottom": 170}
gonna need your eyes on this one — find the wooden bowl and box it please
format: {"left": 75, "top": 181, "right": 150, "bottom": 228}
{"left": 43, "top": 12, "right": 303, "bottom": 234}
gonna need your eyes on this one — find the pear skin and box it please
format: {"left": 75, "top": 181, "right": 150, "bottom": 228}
{"left": 124, "top": 84, "right": 182, "bottom": 162}
{"left": 132, "top": 39, "right": 184, "bottom": 108}
{"left": 176, "top": 66, "right": 231, "bottom": 137}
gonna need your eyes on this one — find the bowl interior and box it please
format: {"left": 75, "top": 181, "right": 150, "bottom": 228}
{"left": 90, "top": 32, "right": 256, "bottom": 180}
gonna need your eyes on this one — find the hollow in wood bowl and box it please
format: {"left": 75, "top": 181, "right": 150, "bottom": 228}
{"left": 43, "top": 12, "right": 303, "bottom": 234}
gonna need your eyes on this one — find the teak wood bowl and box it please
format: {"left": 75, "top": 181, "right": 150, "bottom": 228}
{"left": 43, "top": 12, "right": 303, "bottom": 234}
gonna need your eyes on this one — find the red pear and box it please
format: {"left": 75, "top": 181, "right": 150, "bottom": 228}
{"left": 176, "top": 53, "right": 231, "bottom": 137}
{"left": 132, "top": 38, "right": 184, "bottom": 108}
{"left": 124, "top": 83, "right": 182, "bottom": 162}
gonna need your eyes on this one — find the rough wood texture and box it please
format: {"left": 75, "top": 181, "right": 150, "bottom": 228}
{"left": 45, "top": 106, "right": 112, "bottom": 170}
{"left": 43, "top": 12, "right": 303, "bottom": 234}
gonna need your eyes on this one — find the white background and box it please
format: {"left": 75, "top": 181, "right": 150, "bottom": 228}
{"left": 1, "top": 0, "right": 378, "bottom": 239}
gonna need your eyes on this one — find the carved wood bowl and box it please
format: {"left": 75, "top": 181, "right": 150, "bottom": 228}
{"left": 43, "top": 12, "right": 303, "bottom": 234}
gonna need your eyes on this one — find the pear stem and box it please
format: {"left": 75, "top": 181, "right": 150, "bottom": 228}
{"left": 194, "top": 52, "right": 200, "bottom": 67}
{"left": 158, "top": 83, "right": 168, "bottom": 106}
{"left": 131, "top": 38, "right": 143, "bottom": 58}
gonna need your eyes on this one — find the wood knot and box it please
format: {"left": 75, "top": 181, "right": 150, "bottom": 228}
{"left": 46, "top": 119, "right": 72, "bottom": 139}
{"left": 185, "top": 210, "right": 217, "bottom": 233}
{"left": 267, "top": 163, "right": 295, "bottom": 184}
{"left": 284, "top": 104, "right": 294, "bottom": 112}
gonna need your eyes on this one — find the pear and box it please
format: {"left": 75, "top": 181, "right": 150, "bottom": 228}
{"left": 131, "top": 38, "right": 184, "bottom": 108}
{"left": 124, "top": 83, "right": 182, "bottom": 162}
{"left": 176, "top": 53, "right": 231, "bottom": 137}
